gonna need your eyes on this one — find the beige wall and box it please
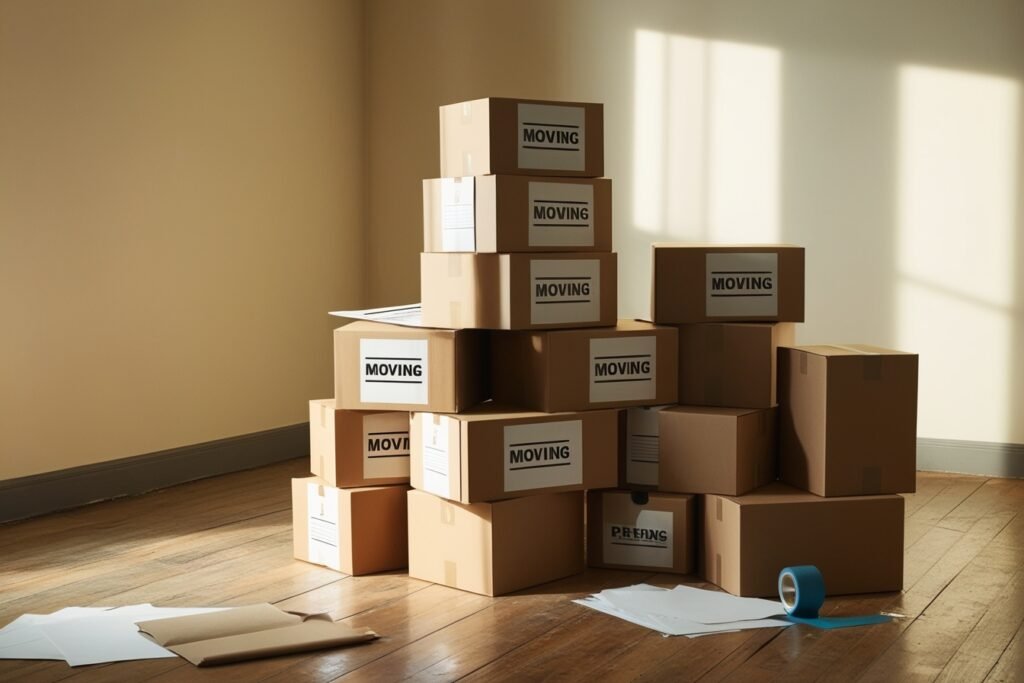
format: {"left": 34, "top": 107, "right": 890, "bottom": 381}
{"left": 0, "top": 0, "right": 366, "bottom": 480}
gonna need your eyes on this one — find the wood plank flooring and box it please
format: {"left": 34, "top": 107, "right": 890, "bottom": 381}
{"left": 1, "top": 460, "right": 1021, "bottom": 682}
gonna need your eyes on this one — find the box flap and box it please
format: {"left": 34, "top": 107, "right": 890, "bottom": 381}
{"left": 789, "top": 344, "right": 914, "bottom": 358}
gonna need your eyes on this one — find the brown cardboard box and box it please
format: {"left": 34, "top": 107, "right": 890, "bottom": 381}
{"left": 333, "top": 321, "right": 488, "bottom": 412}
{"left": 407, "top": 489, "right": 584, "bottom": 596}
{"left": 702, "top": 483, "right": 904, "bottom": 597}
{"left": 778, "top": 344, "right": 918, "bottom": 496}
{"left": 291, "top": 477, "right": 409, "bottom": 576}
{"left": 621, "top": 405, "right": 669, "bottom": 488}
{"left": 409, "top": 406, "right": 618, "bottom": 503}
{"left": 587, "top": 490, "right": 694, "bottom": 574}
{"left": 491, "top": 320, "right": 677, "bottom": 411}
{"left": 651, "top": 244, "right": 805, "bottom": 323}
{"left": 439, "top": 97, "right": 604, "bottom": 178}
{"left": 308, "top": 400, "right": 410, "bottom": 488}
{"left": 423, "top": 175, "right": 612, "bottom": 253}
{"left": 658, "top": 406, "right": 777, "bottom": 496}
{"left": 678, "top": 322, "right": 795, "bottom": 408}
{"left": 420, "top": 252, "right": 617, "bottom": 330}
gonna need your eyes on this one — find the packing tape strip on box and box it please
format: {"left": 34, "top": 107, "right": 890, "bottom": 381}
{"left": 778, "top": 565, "right": 892, "bottom": 629}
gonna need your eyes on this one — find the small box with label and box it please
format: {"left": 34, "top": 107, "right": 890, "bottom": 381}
{"left": 333, "top": 321, "right": 489, "bottom": 413}
{"left": 439, "top": 97, "right": 604, "bottom": 178}
{"left": 409, "top": 406, "right": 619, "bottom": 503}
{"left": 419, "top": 252, "right": 617, "bottom": 330}
{"left": 291, "top": 477, "right": 409, "bottom": 576}
{"left": 620, "top": 405, "right": 670, "bottom": 488}
{"left": 490, "top": 320, "right": 678, "bottom": 411}
{"left": 650, "top": 244, "right": 805, "bottom": 324}
{"left": 407, "top": 489, "right": 584, "bottom": 596}
{"left": 422, "top": 175, "right": 612, "bottom": 253}
{"left": 778, "top": 345, "right": 918, "bottom": 496}
{"left": 309, "top": 400, "right": 410, "bottom": 488}
{"left": 659, "top": 406, "right": 777, "bottom": 496}
{"left": 677, "top": 322, "right": 795, "bottom": 409}
{"left": 587, "top": 490, "right": 694, "bottom": 574}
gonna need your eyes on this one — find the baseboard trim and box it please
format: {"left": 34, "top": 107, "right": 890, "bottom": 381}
{"left": 918, "top": 438, "right": 1024, "bottom": 479}
{"left": 0, "top": 424, "right": 308, "bottom": 524}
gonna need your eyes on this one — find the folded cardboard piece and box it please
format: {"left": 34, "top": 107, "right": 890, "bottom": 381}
{"left": 439, "top": 97, "right": 604, "bottom": 177}
{"left": 778, "top": 344, "right": 918, "bottom": 496}
{"left": 658, "top": 405, "right": 777, "bottom": 496}
{"left": 621, "top": 405, "right": 669, "bottom": 488}
{"left": 420, "top": 252, "right": 618, "bottom": 330}
{"left": 490, "top": 320, "right": 677, "bottom": 411}
{"left": 309, "top": 400, "right": 409, "bottom": 487}
{"left": 409, "top": 406, "right": 618, "bottom": 503}
{"left": 333, "top": 320, "right": 489, "bottom": 412}
{"left": 136, "top": 603, "right": 376, "bottom": 667}
{"left": 587, "top": 490, "right": 694, "bottom": 574}
{"left": 651, "top": 244, "right": 805, "bottom": 324}
{"left": 423, "top": 175, "right": 613, "bottom": 253}
{"left": 407, "top": 489, "right": 584, "bottom": 596}
{"left": 702, "top": 483, "right": 904, "bottom": 597}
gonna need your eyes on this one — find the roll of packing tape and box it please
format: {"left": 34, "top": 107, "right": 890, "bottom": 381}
{"left": 777, "top": 565, "right": 892, "bottom": 630}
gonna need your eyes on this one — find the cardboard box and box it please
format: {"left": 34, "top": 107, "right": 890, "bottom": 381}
{"left": 439, "top": 97, "right": 604, "bottom": 178}
{"left": 702, "top": 483, "right": 904, "bottom": 597}
{"left": 334, "top": 321, "right": 488, "bottom": 412}
{"left": 621, "top": 405, "right": 669, "bottom": 488}
{"left": 587, "top": 490, "right": 694, "bottom": 574}
{"left": 658, "top": 406, "right": 776, "bottom": 496}
{"left": 309, "top": 400, "right": 410, "bottom": 488}
{"left": 408, "top": 489, "right": 584, "bottom": 596}
{"left": 409, "top": 406, "right": 619, "bottom": 503}
{"left": 678, "top": 322, "right": 795, "bottom": 409}
{"left": 651, "top": 244, "right": 805, "bottom": 323}
{"left": 420, "top": 252, "right": 617, "bottom": 330}
{"left": 291, "top": 477, "right": 409, "bottom": 576}
{"left": 778, "top": 344, "right": 918, "bottom": 496}
{"left": 423, "top": 175, "right": 612, "bottom": 253}
{"left": 491, "top": 320, "right": 677, "bottom": 411}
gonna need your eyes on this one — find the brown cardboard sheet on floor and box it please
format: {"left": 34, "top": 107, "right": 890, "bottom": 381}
{"left": 587, "top": 490, "right": 694, "bottom": 574}
{"left": 309, "top": 400, "right": 409, "bottom": 487}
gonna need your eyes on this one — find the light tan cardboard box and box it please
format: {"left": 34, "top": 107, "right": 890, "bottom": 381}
{"left": 587, "top": 489, "right": 694, "bottom": 574}
{"left": 309, "top": 400, "right": 410, "bottom": 488}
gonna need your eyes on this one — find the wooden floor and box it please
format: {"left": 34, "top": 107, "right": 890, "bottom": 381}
{"left": 1, "top": 461, "right": 1022, "bottom": 682}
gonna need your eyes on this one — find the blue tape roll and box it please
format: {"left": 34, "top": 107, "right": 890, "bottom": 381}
{"left": 778, "top": 565, "right": 892, "bottom": 630}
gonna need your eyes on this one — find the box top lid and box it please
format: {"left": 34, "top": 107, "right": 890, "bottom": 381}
{"left": 786, "top": 344, "right": 915, "bottom": 358}
{"left": 662, "top": 405, "right": 764, "bottom": 418}
{"left": 652, "top": 242, "right": 802, "bottom": 250}
{"left": 420, "top": 403, "right": 620, "bottom": 424}
{"left": 716, "top": 482, "right": 902, "bottom": 505}
{"left": 441, "top": 97, "right": 602, "bottom": 109}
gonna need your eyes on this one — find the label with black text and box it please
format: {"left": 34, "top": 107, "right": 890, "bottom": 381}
{"left": 361, "top": 412, "right": 410, "bottom": 479}
{"left": 705, "top": 252, "right": 778, "bottom": 317}
{"left": 603, "top": 509, "right": 673, "bottom": 568}
{"left": 626, "top": 406, "right": 664, "bottom": 486}
{"left": 527, "top": 181, "right": 594, "bottom": 247}
{"left": 589, "top": 336, "right": 657, "bottom": 403}
{"left": 503, "top": 420, "right": 583, "bottom": 493}
{"left": 530, "top": 259, "right": 601, "bottom": 325}
{"left": 307, "top": 483, "right": 340, "bottom": 570}
{"left": 420, "top": 414, "right": 451, "bottom": 498}
{"left": 359, "top": 338, "right": 428, "bottom": 405}
{"left": 517, "top": 103, "right": 586, "bottom": 172}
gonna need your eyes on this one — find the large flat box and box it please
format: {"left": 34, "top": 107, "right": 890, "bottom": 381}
{"left": 778, "top": 345, "right": 918, "bottom": 496}
{"left": 621, "top": 405, "right": 669, "bottom": 488}
{"left": 423, "top": 175, "right": 612, "bottom": 253}
{"left": 587, "top": 490, "right": 694, "bottom": 574}
{"left": 420, "top": 252, "right": 617, "bottom": 330}
{"left": 702, "top": 483, "right": 904, "bottom": 597}
{"left": 334, "top": 321, "right": 488, "bottom": 412}
{"left": 291, "top": 477, "right": 409, "bottom": 576}
{"left": 491, "top": 320, "right": 677, "bottom": 411}
{"left": 678, "top": 322, "right": 795, "bottom": 409}
{"left": 407, "top": 489, "right": 584, "bottom": 596}
{"left": 651, "top": 244, "right": 805, "bottom": 323}
{"left": 409, "top": 407, "right": 618, "bottom": 503}
{"left": 309, "top": 400, "right": 410, "bottom": 488}
{"left": 439, "top": 97, "right": 604, "bottom": 178}
{"left": 658, "top": 406, "right": 776, "bottom": 496}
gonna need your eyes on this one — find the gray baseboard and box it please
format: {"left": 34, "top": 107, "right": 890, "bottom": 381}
{"left": 0, "top": 424, "right": 308, "bottom": 524}
{"left": 918, "top": 438, "right": 1024, "bottom": 479}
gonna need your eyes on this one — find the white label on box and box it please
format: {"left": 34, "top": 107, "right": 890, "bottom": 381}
{"left": 420, "top": 414, "right": 451, "bottom": 498}
{"left": 362, "top": 412, "right": 410, "bottom": 480}
{"left": 589, "top": 336, "right": 657, "bottom": 403}
{"left": 440, "top": 177, "right": 476, "bottom": 251}
{"left": 307, "top": 483, "right": 341, "bottom": 571}
{"left": 359, "top": 338, "right": 428, "bottom": 405}
{"left": 603, "top": 508, "right": 673, "bottom": 568}
{"left": 626, "top": 406, "right": 664, "bottom": 487}
{"left": 527, "top": 181, "right": 594, "bottom": 247}
{"left": 530, "top": 259, "right": 601, "bottom": 325}
{"left": 517, "top": 103, "right": 586, "bottom": 172}
{"left": 503, "top": 420, "right": 583, "bottom": 493}
{"left": 705, "top": 253, "right": 779, "bottom": 317}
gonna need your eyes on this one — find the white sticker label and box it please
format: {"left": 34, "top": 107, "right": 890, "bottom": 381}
{"left": 706, "top": 253, "right": 779, "bottom": 317}
{"left": 530, "top": 259, "right": 601, "bottom": 325}
{"left": 362, "top": 412, "right": 410, "bottom": 480}
{"left": 626, "top": 406, "right": 664, "bottom": 487}
{"left": 517, "top": 103, "right": 586, "bottom": 172}
{"left": 503, "top": 420, "right": 583, "bottom": 493}
{"left": 528, "top": 182, "right": 594, "bottom": 247}
{"left": 589, "top": 336, "right": 657, "bottom": 403}
{"left": 440, "top": 177, "right": 476, "bottom": 251}
{"left": 307, "top": 483, "right": 340, "bottom": 571}
{"left": 603, "top": 508, "right": 673, "bottom": 568}
{"left": 359, "top": 338, "right": 428, "bottom": 405}
{"left": 420, "top": 414, "right": 451, "bottom": 498}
